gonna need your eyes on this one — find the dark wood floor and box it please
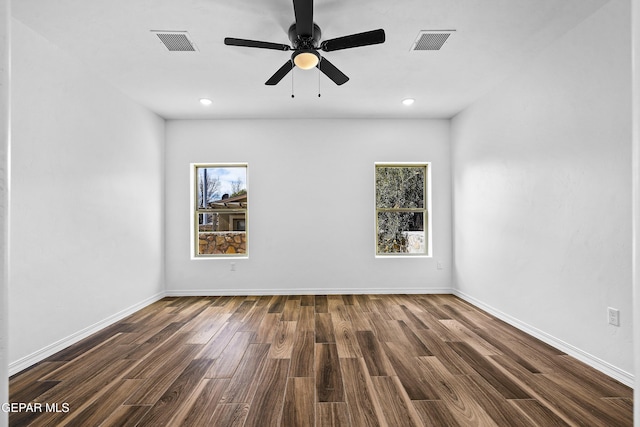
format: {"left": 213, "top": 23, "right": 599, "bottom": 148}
{"left": 9, "top": 294, "right": 633, "bottom": 426}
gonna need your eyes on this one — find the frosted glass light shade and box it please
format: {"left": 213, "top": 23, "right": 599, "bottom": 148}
{"left": 294, "top": 52, "right": 319, "bottom": 70}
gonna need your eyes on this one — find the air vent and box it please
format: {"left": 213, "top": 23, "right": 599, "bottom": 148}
{"left": 411, "top": 30, "right": 454, "bottom": 51}
{"left": 152, "top": 31, "right": 198, "bottom": 52}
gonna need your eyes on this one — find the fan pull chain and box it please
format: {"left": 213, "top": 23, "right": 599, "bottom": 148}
{"left": 291, "top": 67, "right": 295, "bottom": 98}
{"left": 318, "top": 67, "right": 321, "bottom": 98}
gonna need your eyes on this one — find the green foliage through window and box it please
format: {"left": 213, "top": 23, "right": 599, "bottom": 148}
{"left": 375, "top": 164, "right": 428, "bottom": 255}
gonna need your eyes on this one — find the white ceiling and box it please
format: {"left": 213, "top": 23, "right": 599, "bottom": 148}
{"left": 13, "top": 0, "right": 609, "bottom": 120}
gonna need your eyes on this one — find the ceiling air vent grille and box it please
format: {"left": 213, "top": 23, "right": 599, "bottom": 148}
{"left": 152, "top": 31, "right": 198, "bottom": 52}
{"left": 412, "top": 31, "right": 454, "bottom": 51}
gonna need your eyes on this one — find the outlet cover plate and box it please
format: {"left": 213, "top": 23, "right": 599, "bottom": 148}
{"left": 608, "top": 307, "right": 620, "bottom": 326}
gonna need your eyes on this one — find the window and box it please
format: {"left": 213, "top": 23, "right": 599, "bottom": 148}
{"left": 193, "top": 164, "right": 248, "bottom": 257}
{"left": 375, "top": 163, "right": 429, "bottom": 256}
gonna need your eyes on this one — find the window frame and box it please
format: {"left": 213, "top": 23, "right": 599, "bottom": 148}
{"left": 374, "top": 162, "right": 431, "bottom": 257}
{"left": 191, "top": 163, "right": 249, "bottom": 259}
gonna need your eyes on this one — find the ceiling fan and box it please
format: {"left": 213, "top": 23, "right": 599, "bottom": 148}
{"left": 224, "top": 0, "right": 385, "bottom": 86}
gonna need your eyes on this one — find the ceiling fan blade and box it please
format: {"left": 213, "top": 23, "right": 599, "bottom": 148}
{"left": 321, "top": 29, "right": 385, "bottom": 52}
{"left": 224, "top": 37, "right": 290, "bottom": 51}
{"left": 265, "top": 61, "right": 294, "bottom": 85}
{"left": 293, "top": 0, "right": 314, "bottom": 37}
{"left": 317, "top": 57, "right": 349, "bottom": 85}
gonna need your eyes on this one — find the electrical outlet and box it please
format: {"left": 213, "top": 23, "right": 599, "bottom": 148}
{"left": 607, "top": 307, "right": 620, "bottom": 326}
{"left": 437, "top": 261, "right": 443, "bottom": 270}
{"left": 230, "top": 262, "right": 236, "bottom": 272}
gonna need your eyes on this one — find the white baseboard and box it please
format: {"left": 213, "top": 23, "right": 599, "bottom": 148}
{"left": 164, "top": 287, "right": 454, "bottom": 297}
{"left": 9, "top": 292, "right": 166, "bottom": 376}
{"left": 453, "top": 290, "right": 635, "bottom": 388}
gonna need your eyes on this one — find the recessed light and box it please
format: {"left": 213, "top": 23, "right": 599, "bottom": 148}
{"left": 200, "top": 98, "right": 212, "bottom": 106}
{"left": 402, "top": 98, "right": 415, "bottom": 106}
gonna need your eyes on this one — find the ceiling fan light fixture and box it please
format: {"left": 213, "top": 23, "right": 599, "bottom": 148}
{"left": 402, "top": 98, "right": 415, "bottom": 106}
{"left": 224, "top": 2, "right": 385, "bottom": 86}
{"left": 293, "top": 50, "right": 320, "bottom": 70}
{"left": 199, "top": 98, "right": 213, "bottom": 106}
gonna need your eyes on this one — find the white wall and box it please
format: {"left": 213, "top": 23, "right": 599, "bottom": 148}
{"left": 1, "top": 0, "right": 9, "bottom": 424}
{"left": 631, "top": 0, "right": 640, "bottom": 418}
{"left": 452, "top": 0, "right": 633, "bottom": 382}
{"left": 165, "top": 119, "right": 452, "bottom": 294}
{"left": 9, "top": 19, "right": 165, "bottom": 370}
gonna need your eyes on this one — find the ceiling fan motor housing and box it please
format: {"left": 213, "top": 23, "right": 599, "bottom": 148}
{"left": 288, "top": 23, "right": 321, "bottom": 49}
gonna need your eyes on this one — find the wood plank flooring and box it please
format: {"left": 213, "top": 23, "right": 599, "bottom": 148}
{"left": 9, "top": 294, "right": 633, "bottom": 426}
